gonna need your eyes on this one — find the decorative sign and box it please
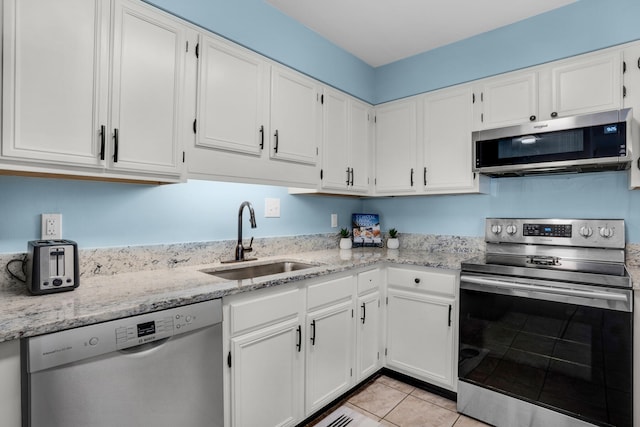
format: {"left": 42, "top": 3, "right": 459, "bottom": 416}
{"left": 352, "top": 213, "right": 382, "bottom": 247}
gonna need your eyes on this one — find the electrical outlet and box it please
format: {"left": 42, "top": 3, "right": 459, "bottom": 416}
{"left": 331, "top": 214, "right": 338, "bottom": 228}
{"left": 41, "top": 213, "right": 62, "bottom": 240}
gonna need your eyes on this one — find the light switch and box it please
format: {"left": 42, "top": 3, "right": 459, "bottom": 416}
{"left": 265, "top": 198, "right": 280, "bottom": 218}
{"left": 331, "top": 214, "right": 338, "bottom": 228}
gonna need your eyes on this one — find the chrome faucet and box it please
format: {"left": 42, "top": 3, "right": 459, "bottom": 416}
{"left": 234, "top": 201, "right": 257, "bottom": 262}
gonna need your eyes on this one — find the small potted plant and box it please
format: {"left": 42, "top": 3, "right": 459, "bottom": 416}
{"left": 339, "top": 228, "right": 352, "bottom": 249}
{"left": 387, "top": 228, "right": 399, "bottom": 249}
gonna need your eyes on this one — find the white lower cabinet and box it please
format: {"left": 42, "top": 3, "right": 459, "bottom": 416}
{"left": 223, "top": 264, "right": 457, "bottom": 426}
{"left": 385, "top": 266, "right": 457, "bottom": 392}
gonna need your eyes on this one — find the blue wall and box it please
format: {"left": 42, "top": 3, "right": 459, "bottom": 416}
{"left": 0, "top": 177, "right": 361, "bottom": 253}
{"left": 362, "top": 171, "right": 640, "bottom": 242}
{"left": 2, "top": 0, "right": 640, "bottom": 254}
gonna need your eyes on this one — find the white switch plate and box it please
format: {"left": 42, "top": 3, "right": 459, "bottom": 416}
{"left": 265, "top": 198, "right": 280, "bottom": 218}
{"left": 41, "top": 213, "right": 62, "bottom": 239}
{"left": 331, "top": 213, "right": 338, "bottom": 228}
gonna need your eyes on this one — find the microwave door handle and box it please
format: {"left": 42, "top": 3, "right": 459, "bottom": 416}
{"left": 460, "top": 275, "right": 629, "bottom": 303}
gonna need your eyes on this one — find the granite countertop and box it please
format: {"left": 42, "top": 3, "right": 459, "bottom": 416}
{"left": 0, "top": 248, "right": 471, "bottom": 343}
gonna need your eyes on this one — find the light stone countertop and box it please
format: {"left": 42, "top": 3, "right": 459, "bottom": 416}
{"left": 0, "top": 248, "right": 471, "bottom": 343}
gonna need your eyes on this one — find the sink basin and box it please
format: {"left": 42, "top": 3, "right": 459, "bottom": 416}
{"left": 201, "top": 261, "right": 316, "bottom": 280}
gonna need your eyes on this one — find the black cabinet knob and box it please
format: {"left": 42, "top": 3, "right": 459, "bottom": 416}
{"left": 551, "top": 112, "right": 558, "bottom": 118}
{"left": 414, "top": 278, "right": 421, "bottom": 284}
{"left": 529, "top": 115, "right": 536, "bottom": 121}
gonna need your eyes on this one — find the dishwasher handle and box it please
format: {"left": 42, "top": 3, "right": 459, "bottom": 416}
{"left": 118, "top": 337, "right": 171, "bottom": 355}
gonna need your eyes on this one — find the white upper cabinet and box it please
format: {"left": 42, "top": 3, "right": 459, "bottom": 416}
{"left": 2, "top": 0, "right": 188, "bottom": 182}
{"left": 623, "top": 44, "right": 640, "bottom": 189}
{"left": 423, "top": 85, "right": 480, "bottom": 193}
{"left": 2, "top": 0, "right": 110, "bottom": 168}
{"left": 108, "top": 0, "right": 187, "bottom": 177}
{"left": 540, "top": 50, "right": 622, "bottom": 119}
{"left": 473, "top": 71, "right": 538, "bottom": 130}
{"left": 321, "top": 89, "right": 371, "bottom": 194}
{"left": 195, "top": 35, "right": 269, "bottom": 156}
{"left": 270, "top": 66, "right": 321, "bottom": 165}
{"left": 374, "top": 98, "right": 418, "bottom": 195}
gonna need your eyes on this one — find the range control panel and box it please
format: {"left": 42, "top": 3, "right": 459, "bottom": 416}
{"left": 485, "top": 218, "right": 625, "bottom": 249}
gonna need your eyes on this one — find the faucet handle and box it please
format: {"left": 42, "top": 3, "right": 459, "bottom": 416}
{"left": 244, "top": 237, "right": 254, "bottom": 252}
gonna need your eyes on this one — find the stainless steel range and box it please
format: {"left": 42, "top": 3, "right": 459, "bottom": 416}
{"left": 458, "top": 218, "right": 633, "bottom": 427}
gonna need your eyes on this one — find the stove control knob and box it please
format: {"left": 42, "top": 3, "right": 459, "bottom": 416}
{"left": 599, "top": 227, "right": 614, "bottom": 238}
{"left": 579, "top": 226, "right": 593, "bottom": 238}
{"left": 490, "top": 224, "right": 502, "bottom": 234}
{"left": 506, "top": 224, "right": 517, "bottom": 235}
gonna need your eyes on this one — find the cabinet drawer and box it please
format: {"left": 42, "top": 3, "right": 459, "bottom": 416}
{"left": 228, "top": 287, "right": 301, "bottom": 336}
{"left": 307, "top": 275, "right": 354, "bottom": 311}
{"left": 387, "top": 267, "right": 456, "bottom": 296}
{"left": 357, "top": 269, "right": 380, "bottom": 294}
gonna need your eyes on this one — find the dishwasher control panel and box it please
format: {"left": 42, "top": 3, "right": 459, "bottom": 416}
{"left": 25, "top": 299, "right": 222, "bottom": 373}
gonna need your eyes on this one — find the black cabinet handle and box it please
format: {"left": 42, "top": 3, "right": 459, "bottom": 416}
{"left": 350, "top": 168, "right": 354, "bottom": 186}
{"left": 113, "top": 128, "right": 119, "bottom": 163}
{"left": 410, "top": 168, "right": 414, "bottom": 186}
{"left": 414, "top": 278, "right": 421, "bottom": 284}
{"left": 448, "top": 304, "right": 452, "bottom": 327}
{"left": 227, "top": 351, "right": 232, "bottom": 368}
{"left": 423, "top": 167, "right": 427, "bottom": 186}
{"left": 296, "top": 325, "right": 302, "bottom": 352}
{"left": 259, "top": 125, "right": 264, "bottom": 150}
{"left": 637, "top": 157, "right": 640, "bottom": 170}
{"left": 99, "top": 125, "right": 106, "bottom": 160}
{"left": 274, "top": 129, "right": 279, "bottom": 153}
{"left": 529, "top": 115, "right": 536, "bottom": 121}
{"left": 361, "top": 302, "right": 366, "bottom": 324}
{"left": 346, "top": 168, "right": 351, "bottom": 185}
{"left": 310, "top": 320, "right": 316, "bottom": 345}
{"left": 551, "top": 112, "right": 558, "bottom": 118}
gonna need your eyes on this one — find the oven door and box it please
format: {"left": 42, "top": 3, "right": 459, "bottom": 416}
{"left": 458, "top": 273, "right": 633, "bottom": 427}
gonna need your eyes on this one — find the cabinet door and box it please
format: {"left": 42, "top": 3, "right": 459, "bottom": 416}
{"left": 321, "top": 89, "right": 350, "bottom": 191}
{"left": 386, "top": 288, "right": 455, "bottom": 390}
{"left": 305, "top": 300, "right": 354, "bottom": 415}
{"left": 270, "top": 67, "right": 320, "bottom": 165}
{"left": 196, "top": 35, "right": 269, "bottom": 156}
{"left": 356, "top": 291, "right": 381, "bottom": 381}
{"left": 476, "top": 71, "right": 538, "bottom": 129}
{"left": 109, "top": 0, "right": 186, "bottom": 176}
{"left": 230, "top": 319, "right": 304, "bottom": 427}
{"left": 374, "top": 99, "right": 418, "bottom": 194}
{"left": 545, "top": 51, "right": 622, "bottom": 119}
{"left": 423, "top": 86, "right": 475, "bottom": 192}
{"left": 349, "top": 100, "right": 372, "bottom": 193}
{"left": 2, "top": 0, "right": 109, "bottom": 167}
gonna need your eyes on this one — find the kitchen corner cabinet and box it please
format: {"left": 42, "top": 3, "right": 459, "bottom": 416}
{"left": 422, "top": 85, "right": 482, "bottom": 194}
{"left": 305, "top": 275, "right": 355, "bottom": 415}
{"left": 321, "top": 88, "right": 373, "bottom": 194}
{"left": 2, "top": 0, "right": 188, "bottom": 182}
{"left": 0, "top": 340, "right": 20, "bottom": 427}
{"left": 225, "top": 285, "right": 305, "bottom": 427}
{"left": 385, "top": 266, "right": 457, "bottom": 391}
{"left": 356, "top": 269, "right": 383, "bottom": 381}
{"left": 374, "top": 99, "right": 419, "bottom": 195}
{"left": 321, "top": 89, "right": 372, "bottom": 194}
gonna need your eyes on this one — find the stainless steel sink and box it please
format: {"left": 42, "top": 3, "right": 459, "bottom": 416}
{"left": 201, "top": 261, "right": 316, "bottom": 280}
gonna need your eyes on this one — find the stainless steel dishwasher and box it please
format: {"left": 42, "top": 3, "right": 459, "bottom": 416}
{"left": 21, "top": 299, "right": 223, "bottom": 427}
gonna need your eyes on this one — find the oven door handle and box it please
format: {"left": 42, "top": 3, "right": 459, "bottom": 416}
{"left": 460, "top": 275, "right": 629, "bottom": 303}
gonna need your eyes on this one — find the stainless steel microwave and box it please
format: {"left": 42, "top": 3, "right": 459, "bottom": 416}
{"left": 473, "top": 108, "right": 632, "bottom": 176}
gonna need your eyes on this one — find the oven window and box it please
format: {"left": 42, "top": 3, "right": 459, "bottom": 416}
{"left": 459, "top": 288, "right": 632, "bottom": 427}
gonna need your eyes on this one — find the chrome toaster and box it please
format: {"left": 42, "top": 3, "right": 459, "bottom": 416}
{"left": 26, "top": 240, "right": 79, "bottom": 295}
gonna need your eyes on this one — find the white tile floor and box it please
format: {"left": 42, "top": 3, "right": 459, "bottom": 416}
{"left": 308, "top": 375, "right": 490, "bottom": 427}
